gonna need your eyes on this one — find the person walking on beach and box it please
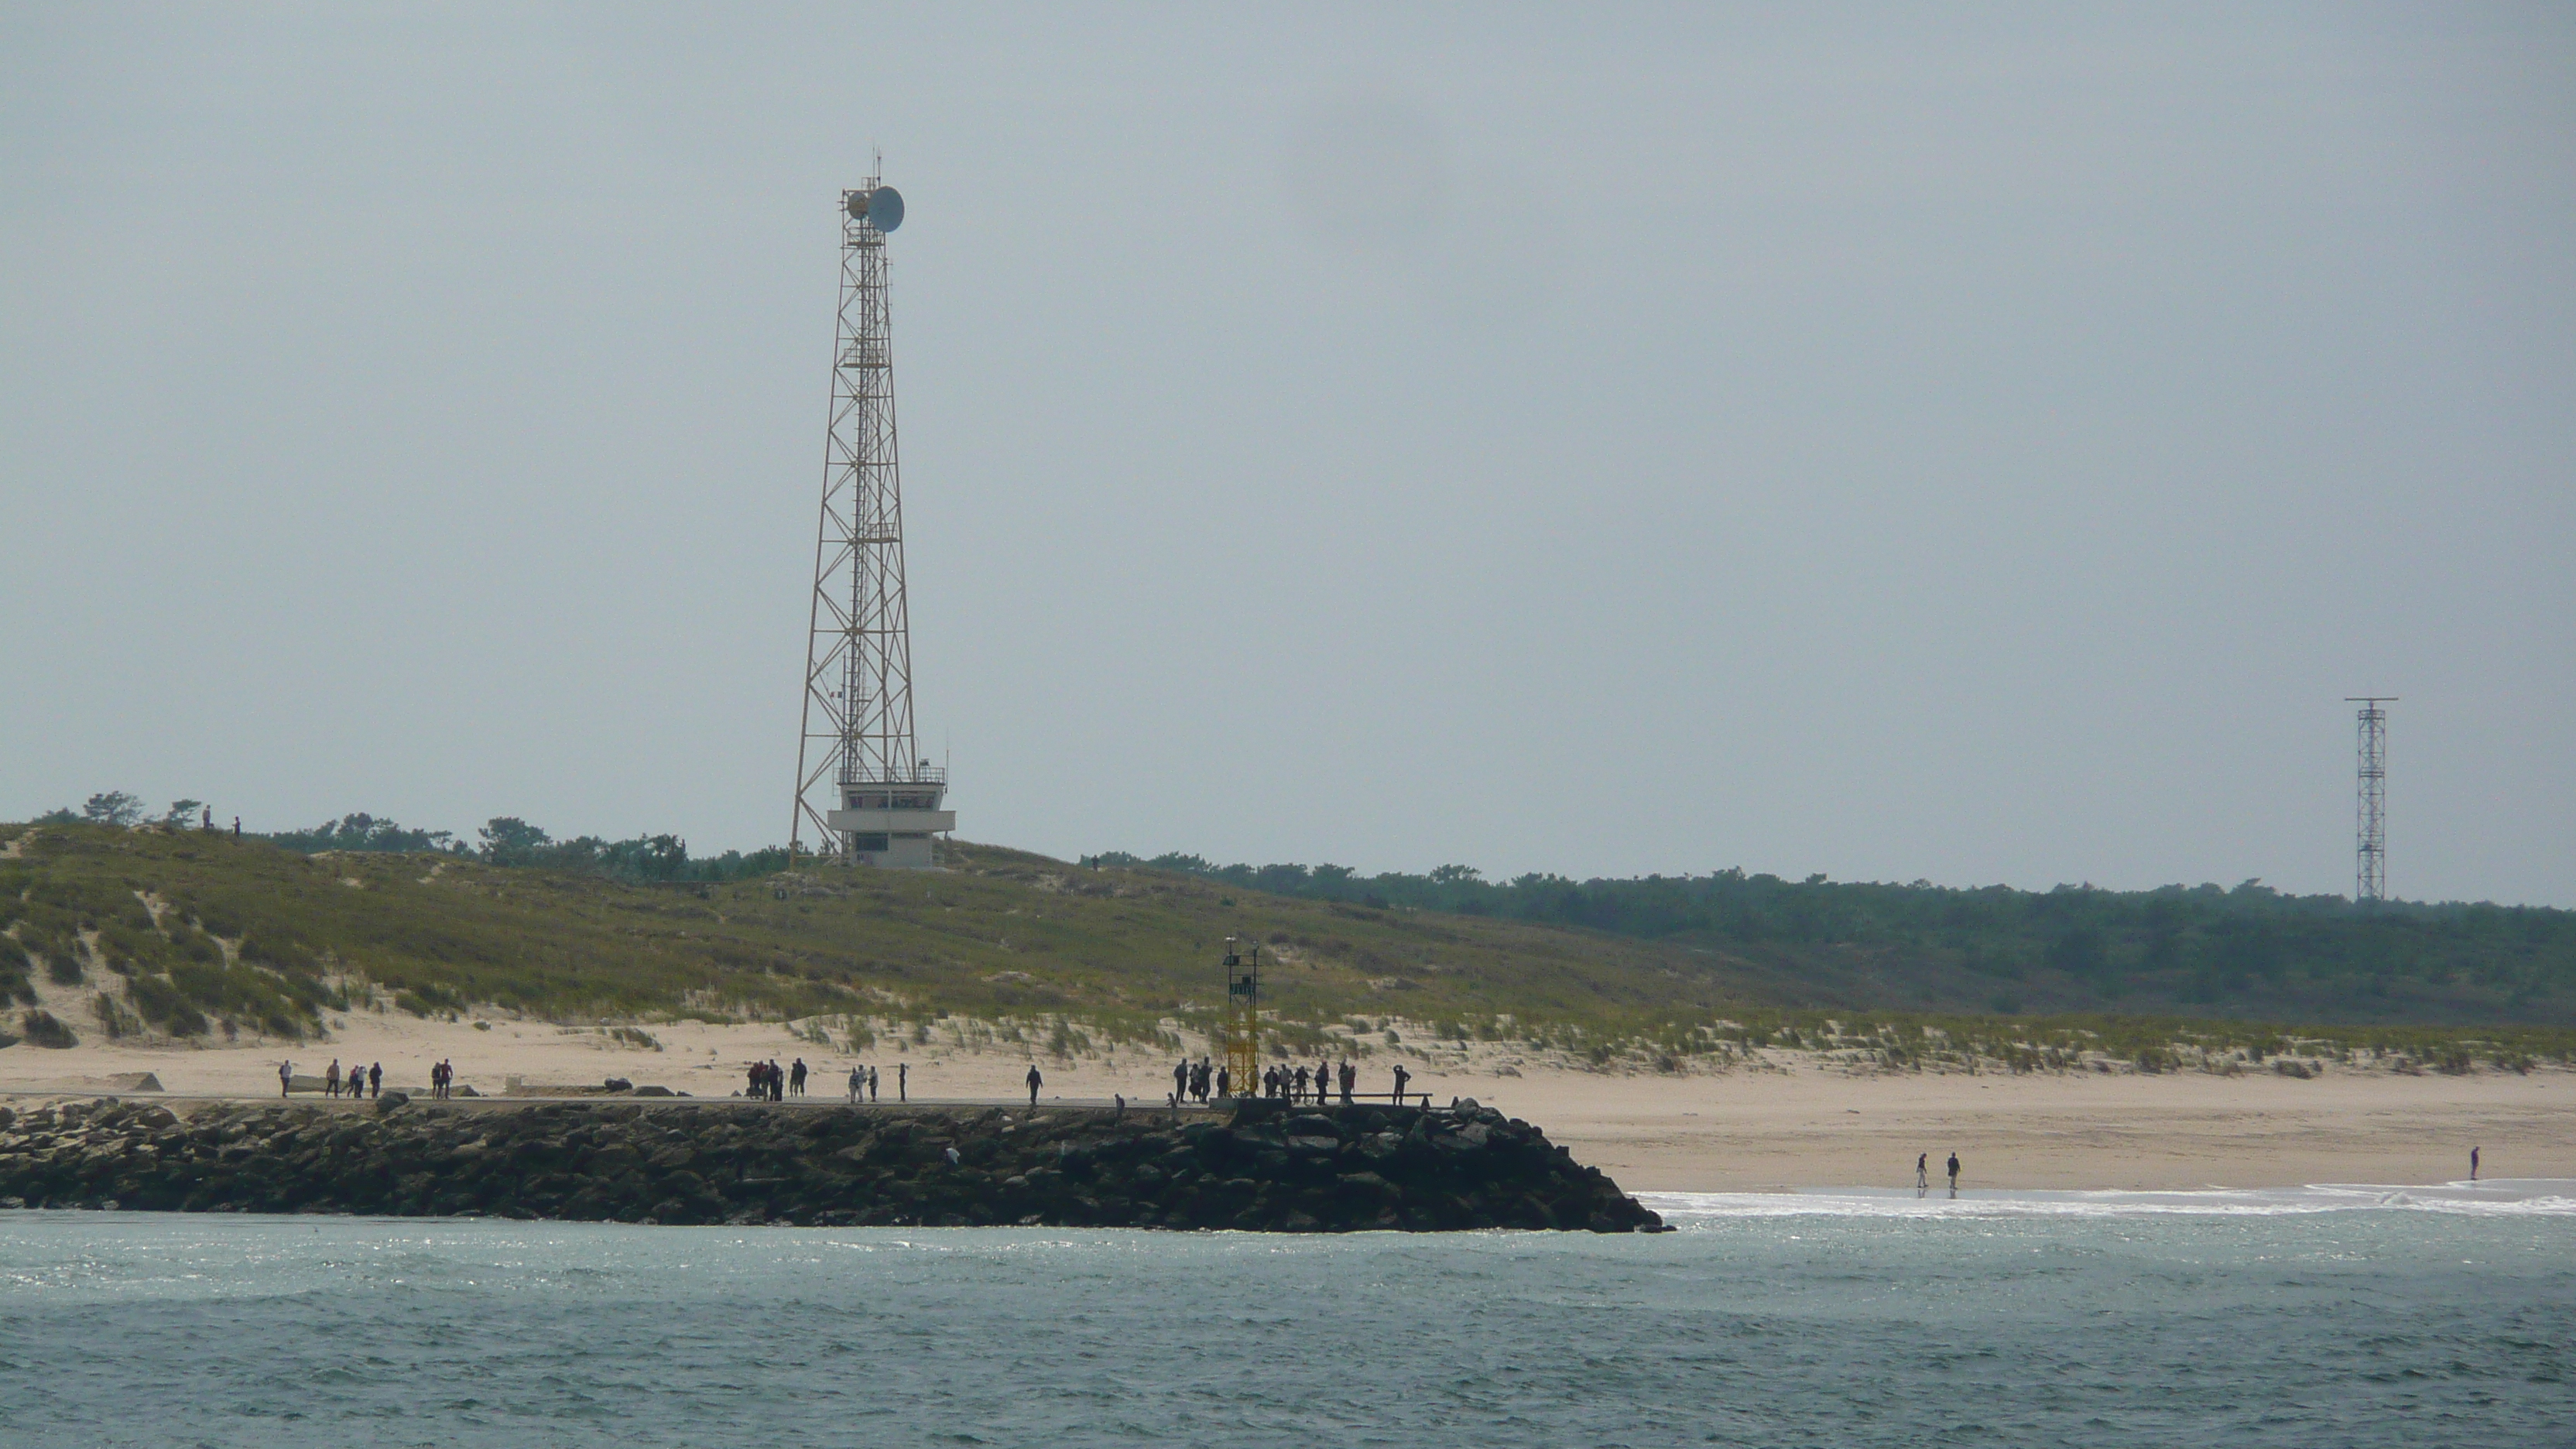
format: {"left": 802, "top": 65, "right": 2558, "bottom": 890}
{"left": 2471, "top": 1146, "right": 2481, "bottom": 1182}
{"left": 1917, "top": 1153, "right": 1928, "bottom": 1189}
{"left": 279, "top": 1059, "right": 294, "bottom": 1098}
{"left": 1946, "top": 1152, "right": 1961, "bottom": 1190}
{"left": 1026, "top": 1064, "right": 1043, "bottom": 1107}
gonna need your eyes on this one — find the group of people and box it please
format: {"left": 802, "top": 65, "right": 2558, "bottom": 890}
{"left": 1168, "top": 1056, "right": 1415, "bottom": 1106}
{"left": 1916, "top": 1152, "right": 1963, "bottom": 1192}
{"left": 275, "top": 1057, "right": 455, "bottom": 1098}
{"left": 1260, "top": 1058, "right": 1362, "bottom": 1104}
{"left": 745, "top": 1058, "right": 805, "bottom": 1101}
{"left": 320, "top": 1059, "right": 382, "bottom": 1099}
{"left": 844, "top": 1064, "right": 896, "bottom": 1102}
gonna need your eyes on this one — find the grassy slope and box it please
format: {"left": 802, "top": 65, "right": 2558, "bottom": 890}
{"left": 5, "top": 823, "right": 2571, "bottom": 1069}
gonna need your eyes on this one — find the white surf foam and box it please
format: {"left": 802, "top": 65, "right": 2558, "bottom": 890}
{"left": 1639, "top": 1177, "right": 2576, "bottom": 1222}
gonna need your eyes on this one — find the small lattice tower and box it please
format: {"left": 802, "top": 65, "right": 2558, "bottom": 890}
{"left": 2345, "top": 697, "right": 2394, "bottom": 902}
{"left": 791, "top": 173, "right": 954, "bottom": 866}
{"left": 1223, "top": 937, "right": 1262, "bottom": 1094}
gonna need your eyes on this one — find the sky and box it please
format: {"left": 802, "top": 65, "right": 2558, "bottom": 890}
{"left": 3, "top": 4, "right": 2571, "bottom": 905}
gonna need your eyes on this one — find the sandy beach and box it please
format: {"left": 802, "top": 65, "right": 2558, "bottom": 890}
{"left": 5, "top": 987, "right": 2567, "bottom": 1193}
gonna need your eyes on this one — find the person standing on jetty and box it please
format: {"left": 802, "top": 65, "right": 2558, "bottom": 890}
{"left": 897, "top": 1061, "right": 907, "bottom": 1102}
{"left": 868, "top": 1066, "right": 880, "bottom": 1102}
{"left": 1026, "top": 1064, "right": 1043, "bottom": 1107}
{"left": 1172, "top": 1059, "right": 1188, "bottom": 1105}
{"left": 1392, "top": 1064, "right": 1410, "bottom": 1104}
{"left": 848, "top": 1067, "right": 863, "bottom": 1104}
{"left": 790, "top": 1059, "right": 808, "bottom": 1097}
{"left": 324, "top": 1060, "right": 341, "bottom": 1098}
{"left": 368, "top": 1063, "right": 382, "bottom": 1099}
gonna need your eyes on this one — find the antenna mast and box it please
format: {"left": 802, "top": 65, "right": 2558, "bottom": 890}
{"left": 790, "top": 173, "right": 953, "bottom": 866}
{"left": 2345, "top": 697, "right": 2394, "bottom": 903}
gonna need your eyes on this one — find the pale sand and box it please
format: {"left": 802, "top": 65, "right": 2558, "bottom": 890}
{"left": 5, "top": 989, "right": 2566, "bottom": 1193}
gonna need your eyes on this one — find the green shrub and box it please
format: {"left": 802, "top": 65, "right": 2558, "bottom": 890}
{"left": 19, "top": 1008, "right": 77, "bottom": 1048}
{"left": 43, "top": 949, "right": 82, "bottom": 986}
{"left": 91, "top": 992, "right": 143, "bottom": 1039}
{"left": 125, "top": 973, "right": 210, "bottom": 1036}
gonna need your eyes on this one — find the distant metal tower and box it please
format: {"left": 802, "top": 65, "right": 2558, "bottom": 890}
{"left": 790, "top": 173, "right": 954, "bottom": 867}
{"left": 2345, "top": 697, "right": 2395, "bottom": 902}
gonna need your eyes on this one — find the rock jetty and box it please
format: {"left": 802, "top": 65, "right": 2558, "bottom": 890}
{"left": 0, "top": 1095, "right": 1666, "bottom": 1232}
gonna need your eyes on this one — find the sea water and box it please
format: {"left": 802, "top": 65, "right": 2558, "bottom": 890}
{"left": 2, "top": 1181, "right": 2568, "bottom": 1447}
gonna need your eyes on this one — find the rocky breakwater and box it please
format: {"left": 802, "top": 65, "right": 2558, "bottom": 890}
{"left": 0, "top": 1096, "right": 1665, "bottom": 1232}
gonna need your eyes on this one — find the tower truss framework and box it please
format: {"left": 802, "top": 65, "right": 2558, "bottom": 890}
{"left": 792, "top": 174, "right": 951, "bottom": 865}
{"left": 2345, "top": 697, "right": 2394, "bottom": 903}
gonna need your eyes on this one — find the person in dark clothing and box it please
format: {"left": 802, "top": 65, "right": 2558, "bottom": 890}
{"left": 1173, "top": 1059, "right": 1189, "bottom": 1105}
{"left": 897, "top": 1061, "right": 907, "bottom": 1102}
{"left": 1946, "top": 1153, "right": 1961, "bottom": 1190}
{"left": 1391, "top": 1064, "right": 1410, "bottom": 1103}
{"left": 2471, "top": 1146, "right": 2481, "bottom": 1182}
{"left": 1917, "top": 1153, "right": 1928, "bottom": 1189}
{"left": 790, "top": 1058, "right": 808, "bottom": 1097}
{"left": 770, "top": 1060, "right": 786, "bottom": 1102}
{"left": 1340, "top": 1060, "right": 1355, "bottom": 1105}
{"left": 1026, "top": 1064, "right": 1043, "bottom": 1106}
{"left": 368, "top": 1062, "right": 382, "bottom": 1099}
{"left": 868, "top": 1066, "right": 879, "bottom": 1102}
{"left": 1215, "top": 1066, "right": 1230, "bottom": 1098}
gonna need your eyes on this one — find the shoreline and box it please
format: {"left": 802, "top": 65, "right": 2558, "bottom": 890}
{"left": 6, "top": 1013, "right": 2567, "bottom": 1194}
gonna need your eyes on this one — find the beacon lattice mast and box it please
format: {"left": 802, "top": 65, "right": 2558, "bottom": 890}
{"left": 2345, "top": 697, "right": 2394, "bottom": 903}
{"left": 791, "top": 173, "right": 954, "bottom": 867}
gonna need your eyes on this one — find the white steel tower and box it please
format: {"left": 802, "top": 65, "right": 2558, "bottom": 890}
{"left": 791, "top": 175, "right": 954, "bottom": 867}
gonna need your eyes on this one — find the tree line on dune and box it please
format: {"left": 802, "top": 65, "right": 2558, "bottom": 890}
{"left": 33, "top": 793, "right": 787, "bottom": 886}
{"left": 1088, "top": 852, "right": 2576, "bottom": 1022}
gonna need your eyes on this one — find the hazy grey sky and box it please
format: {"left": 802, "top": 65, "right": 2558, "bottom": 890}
{"left": 5, "top": 5, "right": 2570, "bottom": 904}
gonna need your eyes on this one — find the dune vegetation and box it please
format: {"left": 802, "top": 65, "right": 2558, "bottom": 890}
{"left": 4, "top": 820, "right": 2571, "bottom": 1074}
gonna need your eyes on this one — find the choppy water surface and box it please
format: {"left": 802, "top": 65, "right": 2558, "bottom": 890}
{"left": 3, "top": 1182, "right": 2570, "bottom": 1447}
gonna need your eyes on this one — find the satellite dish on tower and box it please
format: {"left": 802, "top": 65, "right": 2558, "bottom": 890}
{"left": 845, "top": 185, "right": 905, "bottom": 232}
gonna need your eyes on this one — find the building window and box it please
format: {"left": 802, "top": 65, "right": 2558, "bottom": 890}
{"left": 853, "top": 833, "right": 890, "bottom": 853}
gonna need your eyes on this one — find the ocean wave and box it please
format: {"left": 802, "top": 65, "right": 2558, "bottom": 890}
{"left": 1638, "top": 1178, "right": 2576, "bottom": 1221}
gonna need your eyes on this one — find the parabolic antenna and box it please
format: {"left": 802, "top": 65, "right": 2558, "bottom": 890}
{"left": 865, "top": 185, "right": 903, "bottom": 232}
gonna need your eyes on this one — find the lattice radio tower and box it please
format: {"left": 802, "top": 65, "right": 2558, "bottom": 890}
{"left": 2345, "top": 697, "right": 2394, "bottom": 902}
{"left": 790, "top": 171, "right": 954, "bottom": 867}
